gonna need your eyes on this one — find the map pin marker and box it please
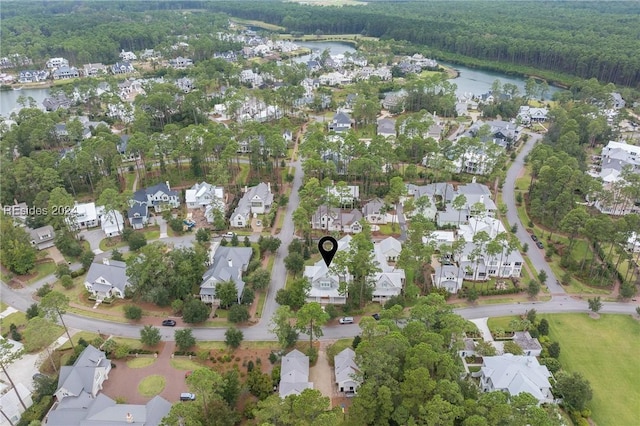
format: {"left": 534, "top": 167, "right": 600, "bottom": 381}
{"left": 318, "top": 236, "right": 338, "bottom": 268}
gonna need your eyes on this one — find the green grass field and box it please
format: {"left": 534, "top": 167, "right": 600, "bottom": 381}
{"left": 543, "top": 314, "right": 640, "bottom": 426}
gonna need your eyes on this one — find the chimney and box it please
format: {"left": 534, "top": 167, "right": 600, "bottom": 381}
{"left": 267, "top": 182, "right": 271, "bottom": 193}
{"left": 228, "top": 258, "right": 233, "bottom": 268}
{"left": 244, "top": 185, "right": 248, "bottom": 193}
{"left": 166, "top": 181, "right": 171, "bottom": 191}
{"left": 126, "top": 413, "right": 133, "bottom": 423}
{"left": 102, "top": 258, "right": 109, "bottom": 266}
{"left": 480, "top": 195, "right": 484, "bottom": 203}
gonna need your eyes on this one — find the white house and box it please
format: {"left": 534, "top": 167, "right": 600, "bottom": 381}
{"left": 230, "top": 183, "right": 273, "bottom": 228}
{"left": 327, "top": 184, "right": 360, "bottom": 207}
{"left": 311, "top": 206, "right": 363, "bottom": 234}
{"left": 119, "top": 50, "right": 137, "bottom": 61}
{"left": 279, "top": 349, "right": 313, "bottom": 398}
{"left": 186, "top": 182, "right": 225, "bottom": 223}
{"left": 46, "top": 57, "right": 69, "bottom": 68}
{"left": 627, "top": 232, "right": 640, "bottom": 253}
{"left": 328, "top": 112, "right": 353, "bottom": 133}
{"left": 456, "top": 241, "right": 524, "bottom": 282}
{"left": 377, "top": 237, "right": 401, "bottom": 263}
{"left": 432, "top": 265, "right": 465, "bottom": 293}
{"left": 517, "top": 106, "right": 548, "bottom": 125}
{"left": 304, "top": 236, "right": 352, "bottom": 305}
{"left": 67, "top": 202, "right": 99, "bottom": 230}
{"left": 84, "top": 259, "right": 129, "bottom": 300}
{"left": 362, "top": 198, "right": 390, "bottom": 225}
{"left": 96, "top": 207, "right": 124, "bottom": 237}
{"left": 480, "top": 354, "right": 553, "bottom": 405}
{"left": 0, "top": 383, "right": 32, "bottom": 426}
{"left": 200, "top": 246, "right": 253, "bottom": 305}
{"left": 334, "top": 348, "right": 361, "bottom": 395}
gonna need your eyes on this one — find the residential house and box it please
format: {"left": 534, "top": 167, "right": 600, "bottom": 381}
{"left": 377, "top": 118, "right": 396, "bottom": 139}
{"left": 176, "top": 77, "right": 194, "bottom": 93}
{"left": 46, "top": 57, "right": 69, "bottom": 68}
{"left": 55, "top": 345, "right": 111, "bottom": 401}
{"left": 436, "top": 182, "right": 497, "bottom": 227}
{"left": 279, "top": 349, "right": 313, "bottom": 398}
{"left": 362, "top": 198, "right": 389, "bottom": 225}
{"left": 52, "top": 66, "right": 80, "bottom": 80}
{"left": 311, "top": 206, "right": 363, "bottom": 234}
{"left": 97, "top": 207, "right": 124, "bottom": 237}
{"left": 611, "top": 92, "right": 626, "bottom": 109}
{"left": 382, "top": 92, "right": 405, "bottom": 112}
{"left": 18, "top": 70, "right": 48, "bottom": 83}
{"left": 230, "top": 183, "right": 273, "bottom": 228}
{"left": 119, "top": 50, "right": 137, "bottom": 61}
{"left": 169, "top": 56, "right": 194, "bottom": 69}
{"left": 111, "top": 61, "right": 135, "bottom": 74}
{"left": 458, "top": 216, "right": 506, "bottom": 242}
{"left": 82, "top": 63, "right": 108, "bottom": 77}
{"left": 43, "top": 94, "right": 72, "bottom": 111}
{"left": 517, "top": 106, "right": 548, "bottom": 125}
{"left": 130, "top": 181, "right": 180, "bottom": 214}
{"left": 512, "top": 331, "right": 543, "bottom": 357}
{"left": 480, "top": 354, "right": 554, "bottom": 404}
{"left": 116, "top": 135, "right": 140, "bottom": 162}
{"left": 304, "top": 235, "right": 352, "bottom": 305}
{"left": 3, "top": 202, "right": 29, "bottom": 223}
{"left": 127, "top": 204, "right": 149, "bottom": 230}
{"left": 334, "top": 348, "right": 361, "bottom": 395}
{"left": 465, "top": 120, "right": 522, "bottom": 149}
{"left": 200, "top": 246, "right": 253, "bottom": 305}
{"left": 327, "top": 184, "right": 360, "bottom": 207}
{"left": 0, "top": 383, "right": 32, "bottom": 426}
{"left": 371, "top": 238, "right": 405, "bottom": 303}
{"left": 456, "top": 241, "right": 524, "bottom": 282}
{"left": 47, "top": 393, "right": 171, "bottom": 426}
{"left": 458, "top": 338, "right": 477, "bottom": 358}
{"left": 67, "top": 202, "right": 99, "bottom": 230}
{"left": 423, "top": 230, "right": 456, "bottom": 247}
{"left": 627, "top": 232, "right": 640, "bottom": 253}
{"left": 377, "top": 237, "right": 401, "bottom": 263}
{"left": 27, "top": 225, "right": 55, "bottom": 250}
{"left": 327, "top": 111, "right": 353, "bottom": 133}
{"left": 85, "top": 259, "right": 129, "bottom": 300}
{"left": 432, "top": 265, "right": 465, "bottom": 293}
{"left": 185, "top": 181, "right": 225, "bottom": 223}
{"left": 591, "top": 141, "right": 640, "bottom": 215}
{"left": 140, "top": 49, "right": 161, "bottom": 60}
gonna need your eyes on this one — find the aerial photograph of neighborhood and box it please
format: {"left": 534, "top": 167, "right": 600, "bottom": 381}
{"left": 0, "top": 1, "right": 639, "bottom": 425}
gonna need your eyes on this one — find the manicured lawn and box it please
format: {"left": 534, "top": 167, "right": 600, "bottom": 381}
{"left": 137, "top": 375, "right": 166, "bottom": 397}
{"left": 124, "top": 173, "right": 136, "bottom": 191}
{"left": 111, "top": 337, "right": 145, "bottom": 350}
{"left": 255, "top": 290, "right": 267, "bottom": 318}
{"left": 58, "top": 331, "right": 101, "bottom": 350}
{"left": 235, "top": 163, "right": 249, "bottom": 186}
{"left": 126, "top": 357, "right": 157, "bottom": 369}
{"left": 197, "top": 341, "right": 278, "bottom": 351}
{"left": 25, "top": 261, "right": 57, "bottom": 284}
{"left": 143, "top": 230, "right": 160, "bottom": 240}
{"left": 0, "top": 311, "right": 27, "bottom": 330}
{"left": 170, "top": 358, "right": 204, "bottom": 370}
{"left": 99, "top": 237, "right": 126, "bottom": 252}
{"left": 542, "top": 314, "right": 640, "bottom": 426}
{"left": 0, "top": 301, "right": 8, "bottom": 312}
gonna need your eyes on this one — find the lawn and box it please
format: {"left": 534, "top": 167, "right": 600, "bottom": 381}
{"left": 170, "top": 358, "right": 204, "bottom": 370}
{"left": 0, "top": 301, "right": 8, "bottom": 312}
{"left": 25, "top": 261, "right": 57, "bottom": 284}
{"left": 124, "top": 173, "right": 136, "bottom": 191}
{"left": 58, "top": 331, "right": 101, "bottom": 350}
{"left": 137, "top": 375, "right": 166, "bottom": 397}
{"left": 255, "top": 290, "right": 267, "bottom": 318}
{"left": 127, "top": 357, "right": 157, "bottom": 369}
{"left": 99, "top": 238, "right": 127, "bottom": 252}
{"left": 542, "top": 314, "right": 640, "bottom": 426}
{"left": 0, "top": 311, "right": 27, "bottom": 330}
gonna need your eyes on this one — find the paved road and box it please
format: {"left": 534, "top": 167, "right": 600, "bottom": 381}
{"left": 502, "top": 133, "right": 565, "bottom": 295}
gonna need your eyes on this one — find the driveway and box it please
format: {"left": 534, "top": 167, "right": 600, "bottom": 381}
{"left": 308, "top": 342, "right": 335, "bottom": 401}
{"left": 154, "top": 217, "right": 168, "bottom": 239}
{"left": 80, "top": 229, "right": 106, "bottom": 255}
{"left": 45, "top": 246, "right": 66, "bottom": 264}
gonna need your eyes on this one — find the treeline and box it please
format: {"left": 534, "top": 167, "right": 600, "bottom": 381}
{"left": 209, "top": 1, "right": 640, "bottom": 88}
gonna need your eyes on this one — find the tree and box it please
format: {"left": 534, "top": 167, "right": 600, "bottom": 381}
{"left": 225, "top": 327, "right": 243, "bottom": 349}
{"left": 548, "top": 341, "right": 561, "bottom": 358}
{"left": 503, "top": 341, "right": 524, "bottom": 355}
{"left": 60, "top": 275, "right": 74, "bottom": 289}
{"left": 182, "top": 298, "right": 211, "bottom": 323}
{"left": 215, "top": 281, "right": 238, "bottom": 308}
{"left": 55, "top": 262, "right": 72, "bottom": 279}
{"left": 228, "top": 304, "right": 250, "bottom": 323}
{"left": 140, "top": 325, "right": 161, "bottom": 347}
{"left": 97, "top": 187, "right": 126, "bottom": 235}
{"left": 0, "top": 213, "right": 37, "bottom": 275}
{"left": 527, "top": 280, "right": 541, "bottom": 298}
{"left": 467, "top": 287, "right": 479, "bottom": 303}
{"left": 0, "top": 338, "right": 28, "bottom": 411}
{"left": 270, "top": 305, "right": 299, "bottom": 349}
{"left": 554, "top": 371, "right": 593, "bottom": 411}
{"left": 295, "top": 302, "right": 329, "bottom": 351}
{"left": 247, "top": 268, "right": 271, "bottom": 291}
{"left": 475, "top": 340, "right": 497, "bottom": 356}
{"left": 195, "top": 228, "right": 210, "bottom": 243}
{"left": 537, "top": 318, "right": 549, "bottom": 335}
{"left": 247, "top": 370, "right": 273, "bottom": 400}
{"left": 123, "top": 305, "right": 143, "bottom": 321}
{"left": 588, "top": 296, "right": 602, "bottom": 313}
{"left": 80, "top": 250, "right": 95, "bottom": 269}
{"left": 128, "top": 233, "right": 147, "bottom": 251}
{"left": 26, "top": 303, "right": 40, "bottom": 320}
{"left": 174, "top": 329, "right": 196, "bottom": 351}
{"left": 40, "top": 291, "right": 74, "bottom": 350}
{"left": 537, "top": 270, "right": 547, "bottom": 284}
{"left": 284, "top": 252, "right": 304, "bottom": 276}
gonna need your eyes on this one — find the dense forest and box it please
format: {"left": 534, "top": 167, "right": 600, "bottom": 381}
{"left": 208, "top": 1, "right": 640, "bottom": 88}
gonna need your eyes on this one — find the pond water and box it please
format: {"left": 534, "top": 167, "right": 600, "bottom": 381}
{"left": 0, "top": 87, "right": 50, "bottom": 117}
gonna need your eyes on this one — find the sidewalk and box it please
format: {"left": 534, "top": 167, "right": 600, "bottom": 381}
{"left": 0, "top": 306, "right": 18, "bottom": 319}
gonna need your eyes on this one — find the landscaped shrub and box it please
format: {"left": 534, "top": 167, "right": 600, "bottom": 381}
{"left": 268, "top": 352, "right": 278, "bottom": 364}
{"left": 247, "top": 360, "right": 255, "bottom": 372}
{"left": 129, "top": 349, "right": 157, "bottom": 355}
{"left": 16, "top": 395, "right": 53, "bottom": 426}
{"left": 173, "top": 351, "right": 197, "bottom": 356}
{"left": 306, "top": 347, "right": 318, "bottom": 366}
{"left": 70, "top": 267, "right": 86, "bottom": 278}
{"left": 36, "top": 284, "right": 52, "bottom": 298}
{"left": 123, "top": 305, "right": 143, "bottom": 320}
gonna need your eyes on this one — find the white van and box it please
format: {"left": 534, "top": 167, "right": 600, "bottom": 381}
{"left": 339, "top": 317, "right": 354, "bottom": 324}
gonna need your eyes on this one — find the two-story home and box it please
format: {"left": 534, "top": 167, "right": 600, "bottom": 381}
{"left": 82, "top": 63, "right": 108, "bottom": 77}
{"left": 18, "top": 70, "right": 49, "bottom": 83}
{"left": 377, "top": 118, "right": 396, "bottom": 139}
{"left": 362, "top": 198, "right": 390, "bottom": 225}
{"left": 43, "top": 94, "right": 72, "bottom": 111}
{"left": 431, "top": 265, "right": 465, "bottom": 293}
{"left": 96, "top": 207, "right": 124, "bottom": 237}
{"left": 55, "top": 345, "right": 111, "bottom": 401}
{"left": 169, "top": 57, "right": 194, "bottom": 69}
{"left": 456, "top": 241, "right": 524, "bottom": 282}
{"left": 85, "top": 259, "right": 129, "bottom": 300}
{"left": 131, "top": 182, "right": 180, "bottom": 213}
{"left": 111, "top": 61, "right": 135, "bottom": 75}
{"left": 327, "top": 111, "right": 353, "bottom": 133}
{"left": 327, "top": 184, "right": 360, "bottom": 207}
{"left": 517, "top": 106, "right": 548, "bottom": 125}
{"left": 27, "top": 225, "right": 55, "bottom": 250}
{"left": 230, "top": 183, "right": 273, "bottom": 228}
{"left": 279, "top": 349, "right": 313, "bottom": 398}
{"left": 200, "top": 246, "right": 253, "bottom": 305}
{"left": 52, "top": 66, "right": 80, "bottom": 80}
{"left": 176, "top": 77, "right": 194, "bottom": 93}
{"left": 119, "top": 50, "right": 137, "bottom": 61}
{"left": 46, "top": 57, "right": 69, "bottom": 68}
{"left": 304, "top": 235, "right": 352, "bottom": 305}
{"left": 480, "top": 354, "right": 553, "bottom": 405}
{"left": 186, "top": 181, "right": 225, "bottom": 223}
{"left": 67, "top": 202, "right": 99, "bottom": 230}
{"left": 127, "top": 204, "right": 149, "bottom": 230}
{"left": 311, "top": 206, "right": 363, "bottom": 234}
{"left": 371, "top": 237, "right": 405, "bottom": 303}
{"left": 334, "top": 348, "right": 361, "bottom": 396}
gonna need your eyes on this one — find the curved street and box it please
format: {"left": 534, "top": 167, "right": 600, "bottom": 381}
{"left": 1, "top": 133, "right": 637, "bottom": 343}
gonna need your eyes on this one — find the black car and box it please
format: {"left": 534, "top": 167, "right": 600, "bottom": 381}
{"left": 372, "top": 313, "right": 380, "bottom": 320}
{"left": 536, "top": 241, "right": 544, "bottom": 249}
{"left": 32, "top": 373, "right": 47, "bottom": 381}
{"left": 531, "top": 234, "right": 538, "bottom": 242}
{"left": 162, "top": 319, "right": 176, "bottom": 326}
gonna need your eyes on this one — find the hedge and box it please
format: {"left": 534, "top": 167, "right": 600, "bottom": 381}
{"left": 70, "top": 267, "right": 86, "bottom": 278}
{"left": 129, "top": 349, "right": 157, "bottom": 355}
{"left": 17, "top": 395, "right": 53, "bottom": 426}
{"left": 174, "top": 351, "right": 197, "bottom": 356}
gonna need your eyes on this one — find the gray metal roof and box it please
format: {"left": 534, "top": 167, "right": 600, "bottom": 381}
{"left": 200, "top": 246, "right": 253, "bottom": 302}
{"left": 56, "top": 345, "right": 109, "bottom": 398}
{"left": 86, "top": 261, "right": 129, "bottom": 294}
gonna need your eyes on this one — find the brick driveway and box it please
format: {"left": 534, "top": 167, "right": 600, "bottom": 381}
{"left": 101, "top": 342, "right": 189, "bottom": 404}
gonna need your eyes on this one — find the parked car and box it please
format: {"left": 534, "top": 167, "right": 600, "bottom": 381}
{"left": 180, "top": 393, "right": 196, "bottom": 401}
{"left": 536, "top": 241, "right": 544, "bottom": 249}
{"left": 372, "top": 313, "right": 380, "bottom": 320}
{"left": 32, "top": 373, "right": 47, "bottom": 381}
{"left": 339, "top": 317, "right": 354, "bottom": 324}
{"left": 531, "top": 234, "right": 538, "bottom": 242}
{"left": 162, "top": 319, "right": 176, "bottom": 327}
{"left": 223, "top": 232, "right": 236, "bottom": 238}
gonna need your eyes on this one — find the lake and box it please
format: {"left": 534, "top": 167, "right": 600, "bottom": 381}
{"left": 293, "top": 40, "right": 562, "bottom": 98}
{"left": 0, "top": 87, "right": 50, "bottom": 117}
